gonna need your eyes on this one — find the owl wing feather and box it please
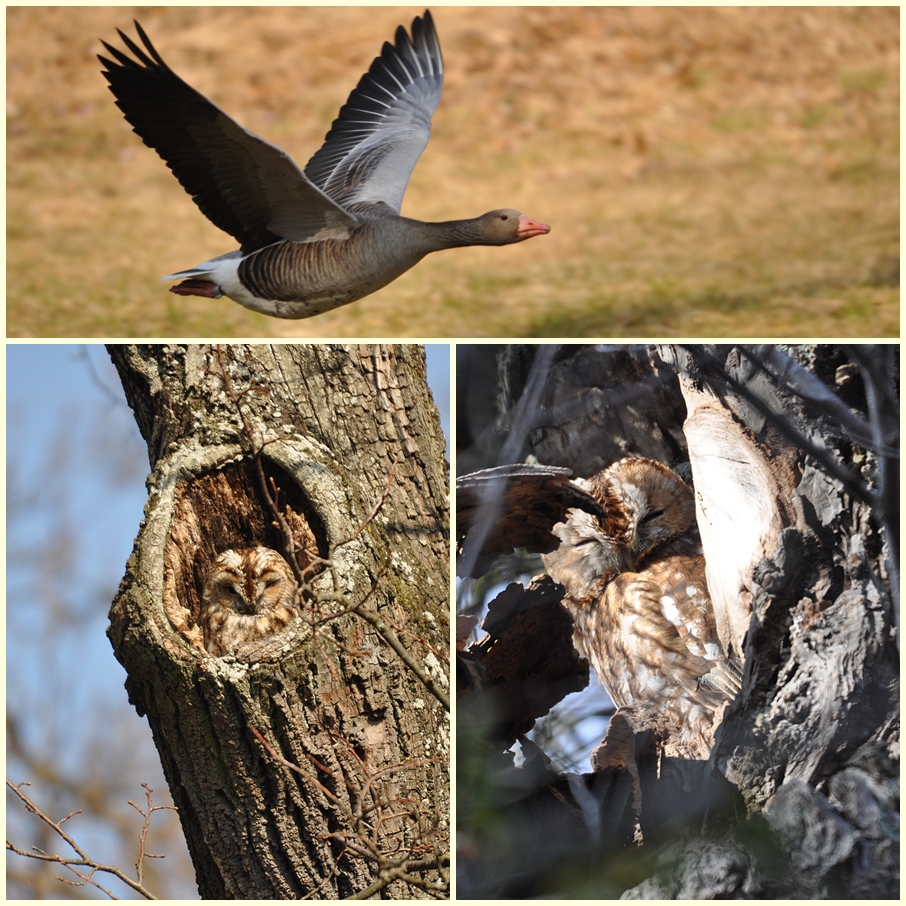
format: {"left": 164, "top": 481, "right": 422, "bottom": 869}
{"left": 601, "top": 558, "right": 738, "bottom": 713}
{"left": 644, "top": 550, "right": 741, "bottom": 695}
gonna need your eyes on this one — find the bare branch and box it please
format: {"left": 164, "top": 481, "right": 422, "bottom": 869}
{"left": 127, "top": 784, "right": 176, "bottom": 885}
{"left": 741, "top": 345, "right": 883, "bottom": 452}
{"left": 334, "top": 456, "right": 401, "bottom": 550}
{"left": 679, "top": 345, "right": 877, "bottom": 507}
{"left": 6, "top": 779, "right": 163, "bottom": 900}
{"left": 351, "top": 603, "right": 450, "bottom": 711}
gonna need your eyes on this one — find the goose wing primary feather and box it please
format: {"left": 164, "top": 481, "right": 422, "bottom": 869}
{"left": 99, "top": 20, "right": 357, "bottom": 254}
{"left": 303, "top": 10, "right": 443, "bottom": 213}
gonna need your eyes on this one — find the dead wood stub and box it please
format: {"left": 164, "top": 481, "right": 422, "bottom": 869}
{"left": 460, "top": 576, "right": 589, "bottom": 743}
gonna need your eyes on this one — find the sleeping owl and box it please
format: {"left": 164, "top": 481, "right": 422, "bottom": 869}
{"left": 542, "top": 457, "right": 742, "bottom": 758}
{"left": 201, "top": 547, "right": 300, "bottom": 657}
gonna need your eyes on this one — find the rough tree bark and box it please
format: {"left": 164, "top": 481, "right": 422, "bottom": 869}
{"left": 107, "top": 344, "right": 450, "bottom": 899}
{"left": 456, "top": 343, "right": 897, "bottom": 899}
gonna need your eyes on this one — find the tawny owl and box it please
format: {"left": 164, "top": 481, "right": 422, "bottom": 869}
{"left": 201, "top": 547, "right": 300, "bottom": 657}
{"left": 542, "top": 457, "right": 742, "bottom": 758}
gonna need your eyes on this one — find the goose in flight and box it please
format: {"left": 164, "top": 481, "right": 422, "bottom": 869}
{"left": 99, "top": 10, "right": 550, "bottom": 320}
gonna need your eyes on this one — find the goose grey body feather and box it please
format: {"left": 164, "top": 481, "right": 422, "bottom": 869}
{"left": 100, "top": 11, "right": 549, "bottom": 320}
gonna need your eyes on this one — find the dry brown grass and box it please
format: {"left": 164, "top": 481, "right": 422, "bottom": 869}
{"left": 7, "top": 6, "right": 899, "bottom": 338}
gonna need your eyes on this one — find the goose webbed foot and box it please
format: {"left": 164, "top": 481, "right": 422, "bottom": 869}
{"left": 169, "top": 279, "right": 222, "bottom": 299}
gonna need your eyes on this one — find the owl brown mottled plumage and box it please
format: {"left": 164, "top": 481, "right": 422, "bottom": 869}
{"left": 201, "top": 547, "right": 300, "bottom": 657}
{"left": 542, "top": 457, "right": 742, "bottom": 758}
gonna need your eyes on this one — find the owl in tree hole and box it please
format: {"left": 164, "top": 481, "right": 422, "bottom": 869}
{"left": 542, "top": 457, "right": 742, "bottom": 758}
{"left": 201, "top": 547, "right": 300, "bottom": 657}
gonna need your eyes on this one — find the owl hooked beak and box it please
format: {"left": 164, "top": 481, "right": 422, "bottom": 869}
{"left": 231, "top": 588, "right": 258, "bottom": 615}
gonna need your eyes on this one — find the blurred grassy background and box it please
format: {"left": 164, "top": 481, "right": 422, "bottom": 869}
{"left": 7, "top": 6, "right": 899, "bottom": 338}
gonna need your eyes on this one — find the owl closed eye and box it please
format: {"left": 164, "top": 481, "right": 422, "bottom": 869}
{"left": 201, "top": 547, "right": 300, "bottom": 657}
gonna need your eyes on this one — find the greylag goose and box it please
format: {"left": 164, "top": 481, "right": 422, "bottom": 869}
{"left": 99, "top": 10, "right": 550, "bottom": 320}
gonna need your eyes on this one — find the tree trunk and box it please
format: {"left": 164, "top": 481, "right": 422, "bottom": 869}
{"left": 651, "top": 344, "right": 898, "bottom": 897}
{"left": 107, "top": 344, "right": 450, "bottom": 899}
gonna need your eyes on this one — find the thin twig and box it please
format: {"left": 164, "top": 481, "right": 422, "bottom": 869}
{"left": 681, "top": 345, "right": 877, "bottom": 506}
{"left": 351, "top": 604, "right": 450, "bottom": 711}
{"left": 245, "top": 724, "right": 343, "bottom": 806}
{"left": 127, "top": 784, "right": 175, "bottom": 885}
{"left": 246, "top": 724, "right": 449, "bottom": 900}
{"left": 334, "top": 457, "right": 401, "bottom": 550}
{"left": 6, "top": 779, "right": 162, "bottom": 900}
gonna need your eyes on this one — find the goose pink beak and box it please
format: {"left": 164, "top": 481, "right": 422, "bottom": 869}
{"left": 517, "top": 215, "right": 551, "bottom": 239}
